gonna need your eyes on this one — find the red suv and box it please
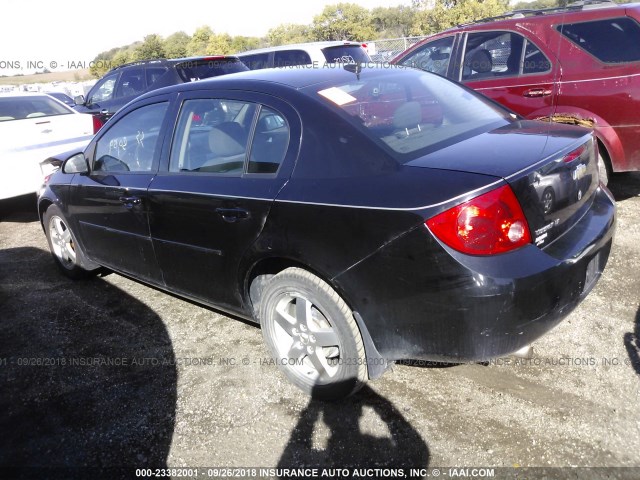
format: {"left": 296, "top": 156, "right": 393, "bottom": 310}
{"left": 393, "top": 1, "right": 640, "bottom": 184}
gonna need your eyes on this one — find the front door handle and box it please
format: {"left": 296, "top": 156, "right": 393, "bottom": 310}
{"left": 119, "top": 196, "right": 142, "bottom": 208}
{"left": 216, "top": 207, "right": 250, "bottom": 223}
{"left": 523, "top": 88, "right": 552, "bottom": 98}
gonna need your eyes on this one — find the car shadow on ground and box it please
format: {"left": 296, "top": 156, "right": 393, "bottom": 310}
{"left": 0, "top": 194, "right": 39, "bottom": 223}
{"left": 0, "top": 247, "right": 177, "bottom": 475}
{"left": 277, "top": 383, "right": 429, "bottom": 476}
{"left": 607, "top": 172, "right": 640, "bottom": 202}
{"left": 624, "top": 307, "right": 640, "bottom": 378}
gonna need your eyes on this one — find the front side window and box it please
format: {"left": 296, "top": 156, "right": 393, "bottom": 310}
{"left": 94, "top": 102, "right": 168, "bottom": 173}
{"left": 170, "top": 99, "right": 289, "bottom": 175}
{"left": 88, "top": 73, "right": 118, "bottom": 104}
{"left": 396, "top": 36, "right": 454, "bottom": 76}
{"left": 558, "top": 17, "right": 640, "bottom": 63}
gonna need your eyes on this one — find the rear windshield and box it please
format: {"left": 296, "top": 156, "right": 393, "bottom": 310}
{"left": 322, "top": 45, "right": 370, "bottom": 64}
{"left": 176, "top": 58, "right": 248, "bottom": 82}
{"left": 0, "top": 96, "right": 71, "bottom": 121}
{"left": 312, "top": 68, "right": 510, "bottom": 161}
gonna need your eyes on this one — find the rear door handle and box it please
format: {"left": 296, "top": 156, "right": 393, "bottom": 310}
{"left": 119, "top": 196, "right": 142, "bottom": 208}
{"left": 216, "top": 207, "right": 250, "bottom": 223}
{"left": 523, "top": 88, "right": 552, "bottom": 98}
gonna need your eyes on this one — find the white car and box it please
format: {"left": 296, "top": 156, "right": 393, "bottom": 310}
{"left": 0, "top": 93, "right": 96, "bottom": 200}
{"left": 236, "top": 41, "right": 371, "bottom": 70}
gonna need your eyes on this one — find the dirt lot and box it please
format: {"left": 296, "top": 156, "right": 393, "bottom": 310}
{"left": 0, "top": 175, "right": 639, "bottom": 479}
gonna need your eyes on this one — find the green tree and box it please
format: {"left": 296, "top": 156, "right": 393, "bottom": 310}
{"left": 411, "top": 0, "right": 509, "bottom": 35}
{"left": 267, "top": 24, "right": 312, "bottom": 46}
{"left": 207, "top": 33, "right": 233, "bottom": 55}
{"left": 187, "top": 26, "right": 214, "bottom": 56}
{"left": 132, "top": 34, "right": 166, "bottom": 61}
{"left": 164, "top": 31, "right": 191, "bottom": 58}
{"left": 371, "top": 5, "right": 417, "bottom": 38}
{"left": 311, "top": 3, "right": 377, "bottom": 41}
{"left": 511, "top": 0, "right": 557, "bottom": 10}
{"left": 229, "top": 36, "right": 261, "bottom": 53}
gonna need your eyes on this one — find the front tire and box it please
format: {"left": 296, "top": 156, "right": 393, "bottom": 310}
{"left": 259, "top": 268, "right": 367, "bottom": 400}
{"left": 44, "top": 205, "right": 97, "bottom": 280}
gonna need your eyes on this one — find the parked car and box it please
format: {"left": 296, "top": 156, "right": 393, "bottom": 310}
{"left": 45, "top": 92, "right": 76, "bottom": 106}
{"left": 0, "top": 93, "right": 97, "bottom": 201}
{"left": 73, "top": 56, "right": 248, "bottom": 124}
{"left": 236, "top": 41, "right": 371, "bottom": 70}
{"left": 38, "top": 66, "right": 615, "bottom": 399}
{"left": 392, "top": 0, "right": 640, "bottom": 184}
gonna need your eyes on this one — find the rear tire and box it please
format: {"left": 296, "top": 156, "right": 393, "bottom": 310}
{"left": 597, "top": 150, "right": 610, "bottom": 187}
{"left": 259, "top": 267, "right": 367, "bottom": 400}
{"left": 43, "top": 205, "right": 97, "bottom": 280}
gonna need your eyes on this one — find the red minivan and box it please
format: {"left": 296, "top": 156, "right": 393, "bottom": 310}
{"left": 393, "top": 1, "right": 640, "bottom": 184}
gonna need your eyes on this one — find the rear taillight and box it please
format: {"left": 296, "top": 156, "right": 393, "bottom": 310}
{"left": 426, "top": 184, "right": 532, "bottom": 255}
{"left": 562, "top": 144, "right": 585, "bottom": 163}
{"left": 92, "top": 115, "right": 103, "bottom": 134}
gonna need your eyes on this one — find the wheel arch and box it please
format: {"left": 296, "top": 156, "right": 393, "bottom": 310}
{"left": 244, "top": 255, "right": 389, "bottom": 380}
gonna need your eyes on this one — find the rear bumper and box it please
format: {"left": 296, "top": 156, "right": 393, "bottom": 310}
{"left": 335, "top": 186, "right": 616, "bottom": 362}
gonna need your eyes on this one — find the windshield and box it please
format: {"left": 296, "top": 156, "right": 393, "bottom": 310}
{"left": 0, "top": 95, "right": 72, "bottom": 121}
{"left": 312, "top": 68, "right": 511, "bottom": 161}
{"left": 176, "top": 58, "right": 248, "bottom": 82}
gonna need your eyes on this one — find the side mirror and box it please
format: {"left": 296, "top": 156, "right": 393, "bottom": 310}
{"left": 62, "top": 153, "right": 90, "bottom": 174}
{"left": 74, "top": 95, "right": 86, "bottom": 106}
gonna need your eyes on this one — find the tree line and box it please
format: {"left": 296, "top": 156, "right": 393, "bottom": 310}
{"left": 89, "top": 0, "right": 624, "bottom": 77}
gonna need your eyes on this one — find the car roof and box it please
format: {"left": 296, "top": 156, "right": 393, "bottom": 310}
{"left": 236, "top": 41, "right": 365, "bottom": 56}
{"left": 137, "top": 64, "right": 414, "bottom": 99}
{"left": 446, "top": 0, "right": 637, "bottom": 31}
{"left": 106, "top": 55, "right": 241, "bottom": 73}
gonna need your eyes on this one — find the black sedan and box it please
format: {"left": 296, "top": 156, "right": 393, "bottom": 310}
{"left": 38, "top": 65, "right": 616, "bottom": 399}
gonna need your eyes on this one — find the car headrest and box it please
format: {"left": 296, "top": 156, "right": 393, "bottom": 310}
{"left": 393, "top": 101, "right": 422, "bottom": 131}
{"left": 208, "top": 122, "right": 246, "bottom": 157}
{"left": 467, "top": 49, "right": 493, "bottom": 74}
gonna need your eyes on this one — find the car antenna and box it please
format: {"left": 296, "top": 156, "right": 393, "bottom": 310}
{"left": 344, "top": 63, "right": 362, "bottom": 80}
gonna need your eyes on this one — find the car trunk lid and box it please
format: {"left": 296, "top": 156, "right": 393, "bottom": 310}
{"left": 406, "top": 120, "right": 600, "bottom": 249}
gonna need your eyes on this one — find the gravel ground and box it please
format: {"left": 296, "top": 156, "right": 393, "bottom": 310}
{"left": 0, "top": 175, "right": 639, "bottom": 479}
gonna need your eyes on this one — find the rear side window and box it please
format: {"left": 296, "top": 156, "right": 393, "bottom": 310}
{"left": 322, "top": 45, "right": 370, "bottom": 64}
{"left": 240, "top": 53, "right": 270, "bottom": 70}
{"left": 274, "top": 50, "right": 312, "bottom": 67}
{"left": 461, "top": 31, "right": 550, "bottom": 80}
{"left": 146, "top": 66, "right": 169, "bottom": 87}
{"left": 170, "top": 99, "right": 289, "bottom": 175}
{"left": 116, "top": 67, "right": 145, "bottom": 98}
{"left": 176, "top": 59, "right": 248, "bottom": 82}
{"left": 558, "top": 17, "right": 640, "bottom": 63}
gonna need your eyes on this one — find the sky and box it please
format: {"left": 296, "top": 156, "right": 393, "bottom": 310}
{"left": 0, "top": 0, "right": 412, "bottom": 76}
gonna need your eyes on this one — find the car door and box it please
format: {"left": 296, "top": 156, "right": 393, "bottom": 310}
{"left": 458, "top": 30, "right": 559, "bottom": 120}
{"left": 69, "top": 96, "right": 172, "bottom": 283}
{"left": 146, "top": 91, "right": 300, "bottom": 310}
